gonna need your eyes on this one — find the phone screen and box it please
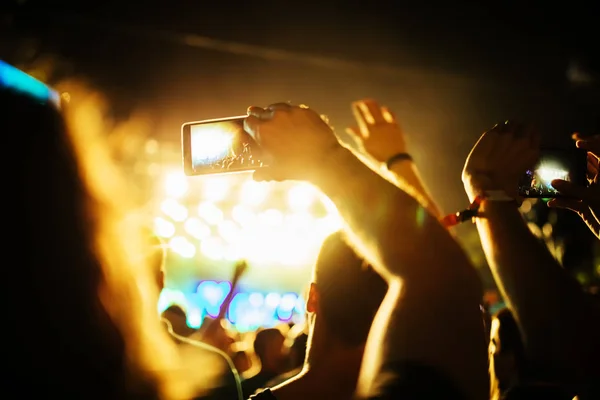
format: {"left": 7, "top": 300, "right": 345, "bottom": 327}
{"left": 518, "top": 148, "right": 587, "bottom": 198}
{"left": 182, "top": 116, "right": 270, "bottom": 176}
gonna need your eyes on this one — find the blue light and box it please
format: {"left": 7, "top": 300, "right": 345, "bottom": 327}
{"left": 0, "top": 60, "right": 60, "bottom": 107}
{"left": 169, "top": 280, "right": 307, "bottom": 332}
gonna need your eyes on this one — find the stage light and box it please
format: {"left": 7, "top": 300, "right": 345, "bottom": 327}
{"left": 240, "top": 179, "right": 269, "bottom": 206}
{"left": 169, "top": 236, "right": 196, "bottom": 258}
{"left": 197, "top": 201, "right": 224, "bottom": 225}
{"left": 161, "top": 198, "right": 188, "bottom": 222}
{"left": 154, "top": 216, "right": 176, "bottom": 238}
{"left": 184, "top": 217, "right": 211, "bottom": 240}
{"left": 287, "top": 183, "right": 317, "bottom": 212}
{"left": 164, "top": 171, "right": 188, "bottom": 198}
{"left": 202, "top": 176, "right": 230, "bottom": 202}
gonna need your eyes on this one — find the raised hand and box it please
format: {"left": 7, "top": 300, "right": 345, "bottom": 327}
{"left": 244, "top": 103, "right": 342, "bottom": 181}
{"left": 548, "top": 136, "right": 600, "bottom": 239}
{"left": 462, "top": 121, "right": 540, "bottom": 202}
{"left": 345, "top": 99, "right": 406, "bottom": 163}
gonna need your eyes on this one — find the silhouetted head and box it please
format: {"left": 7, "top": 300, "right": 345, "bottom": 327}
{"left": 2, "top": 62, "right": 189, "bottom": 398}
{"left": 489, "top": 308, "right": 527, "bottom": 397}
{"left": 307, "top": 231, "right": 388, "bottom": 350}
{"left": 253, "top": 328, "right": 286, "bottom": 373}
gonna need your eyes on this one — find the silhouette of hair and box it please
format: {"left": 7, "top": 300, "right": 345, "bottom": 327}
{"left": 3, "top": 83, "right": 189, "bottom": 398}
{"left": 313, "top": 231, "right": 388, "bottom": 346}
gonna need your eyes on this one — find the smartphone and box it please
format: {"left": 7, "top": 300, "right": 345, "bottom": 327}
{"left": 181, "top": 116, "right": 270, "bottom": 176}
{"left": 518, "top": 148, "right": 587, "bottom": 198}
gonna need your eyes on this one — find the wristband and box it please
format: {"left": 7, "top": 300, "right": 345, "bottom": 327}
{"left": 386, "top": 153, "right": 413, "bottom": 170}
{"left": 440, "top": 190, "right": 516, "bottom": 228}
{"left": 440, "top": 195, "right": 484, "bottom": 227}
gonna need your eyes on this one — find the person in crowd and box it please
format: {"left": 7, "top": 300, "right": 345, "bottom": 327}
{"left": 233, "top": 350, "right": 252, "bottom": 375}
{"left": 489, "top": 308, "right": 573, "bottom": 400}
{"left": 489, "top": 308, "right": 527, "bottom": 398}
{"left": 149, "top": 240, "right": 239, "bottom": 400}
{"left": 287, "top": 332, "right": 308, "bottom": 371}
{"left": 162, "top": 304, "right": 197, "bottom": 338}
{"left": 242, "top": 328, "right": 287, "bottom": 397}
{"left": 461, "top": 122, "right": 600, "bottom": 399}
{"left": 3, "top": 63, "right": 195, "bottom": 399}
{"left": 244, "top": 102, "right": 488, "bottom": 399}
{"left": 264, "top": 329, "right": 308, "bottom": 388}
{"left": 252, "top": 231, "right": 388, "bottom": 400}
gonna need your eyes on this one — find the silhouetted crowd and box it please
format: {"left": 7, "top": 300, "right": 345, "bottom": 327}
{"left": 3, "top": 60, "right": 599, "bottom": 400}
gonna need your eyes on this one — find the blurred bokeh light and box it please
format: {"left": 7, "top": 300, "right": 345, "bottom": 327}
{"left": 153, "top": 164, "right": 341, "bottom": 331}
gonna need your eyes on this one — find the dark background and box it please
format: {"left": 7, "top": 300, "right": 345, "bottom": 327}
{"left": 1, "top": 0, "right": 598, "bottom": 281}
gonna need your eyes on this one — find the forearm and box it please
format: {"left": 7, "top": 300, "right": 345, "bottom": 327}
{"left": 388, "top": 161, "right": 442, "bottom": 218}
{"left": 315, "top": 147, "right": 487, "bottom": 398}
{"left": 359, "top": 279, "right": 489, "bottom": 400}
{"left": 475, "top": 200, "right": 599, "bottom": 375}
{"left": 313, "top": 146, "right": 469, "bottom": 281}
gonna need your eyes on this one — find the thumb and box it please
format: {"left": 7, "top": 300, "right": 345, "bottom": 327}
{"left": 550, "top": 179, "right": 587, "bottom": 199}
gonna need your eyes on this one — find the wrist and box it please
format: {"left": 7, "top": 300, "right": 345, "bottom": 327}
{"left": 476, "top": 196, "right": 520, "bottom": 219}
{"left": 385, "top": 152, "right": 413, "bottom": 170}
{"left": 463, "top": 173, "right": 505, "bottom": 203}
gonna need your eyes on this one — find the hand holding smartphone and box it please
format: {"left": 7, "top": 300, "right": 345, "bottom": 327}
{"left": 518, "top": 148, "right": 587, "bottom": 198}
{"left": 181, "top": 116, "right": 271, "bottom": 176}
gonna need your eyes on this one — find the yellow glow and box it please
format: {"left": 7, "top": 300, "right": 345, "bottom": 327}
{"left": 164, "top": 171, "right": 188, "bottom": 198}
{"left": 161, "top": 198, "right": 188, "bottom": 222}
{"left": 231, "top": 205, "right": 256, "bottom": 228}
{"left": 258, "top": 209, "right": 284, "bottom": 227}
{"left": 153, "top": 172, "right": 344, "bottom": 268}
{"left": 240, "top": 180, "right": 269, "bottom": 206}
{"left": 200, "top": 236, "right": 226, "bottom": 260}
{"left": 184, "top": 217, "right": 211, "bottom": 240}
{"left": 316, "top": 214, "right": 343, "bottom": 237}
{"left": 154, "top": 217, "right": 176, "bottom": 238}
{"left": 287, "top": 183, "right": 317, "bottom": 212}
{"left": 197, "top": 201, "right": 224, "bottom": 225}
{"left": 169, "top": 236, "right": 196, "bottom": 258}
{"left": 218, "top": 220, "right": 241, "bottom": 243}
{"left": 320, "top": 194, "right": 339, "bottom": 216}
{"left": 202, "top": 176, "right": 230, "bottom": 202}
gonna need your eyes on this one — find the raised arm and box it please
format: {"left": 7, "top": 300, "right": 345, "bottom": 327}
{"left": 461, "top": 122, "right": 600, "bottom": 387}
{"left": 245, "top": 104, "right": 488, "bottom": 400}
{"left": 346, "top": 99, "right": 442, "bottom": 218}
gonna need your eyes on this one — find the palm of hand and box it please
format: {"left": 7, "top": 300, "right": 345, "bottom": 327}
{"left": 347, "top": 99, "right": 407, "bottom": 163}
{"left": 359, "top": 124, "right": 407, "bottom": 162}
